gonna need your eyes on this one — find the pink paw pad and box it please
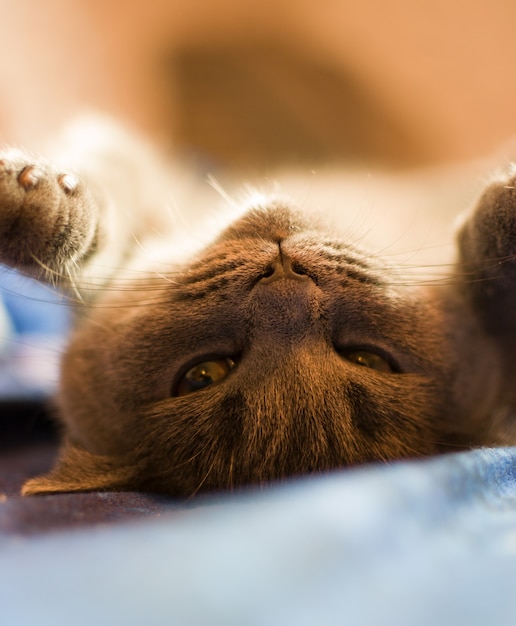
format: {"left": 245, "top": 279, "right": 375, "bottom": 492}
{"left": 18, "top": 166, "right": 42, "bottom": 190}
{"left": 58, "top": 173, "right": 78, "bottom": 194}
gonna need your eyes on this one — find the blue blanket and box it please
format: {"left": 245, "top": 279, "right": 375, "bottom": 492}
{"left": 0, "top": 269, "right": 69, "bottom": 399}
{"left": 1, "top": 447, "right": 516, "bottom": 625}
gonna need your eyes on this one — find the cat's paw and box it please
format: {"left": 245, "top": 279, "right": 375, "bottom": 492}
{"left": 458, "top": 164, "right": 516, "bottom": 272}
{"left": 456, "top": 164, "right": 516, "bottom": 338}
{"left": 0, "top": 150, "right": 98, "bottom": 276}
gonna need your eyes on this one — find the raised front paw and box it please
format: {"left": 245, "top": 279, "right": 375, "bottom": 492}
{"left": 0, "top": 150, "right": 97, "bottom": 278}
{"left": 455, "top": 164, "right": 516, "bottom": 340}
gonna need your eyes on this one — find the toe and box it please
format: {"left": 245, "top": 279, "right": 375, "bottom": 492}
{"left": 57, "top": 172, "right": 79, "bottom": 194}
{"left": 18, "top": 165, "right": 42, "bottom": 190}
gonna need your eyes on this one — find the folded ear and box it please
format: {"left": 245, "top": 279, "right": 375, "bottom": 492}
{"left": 21, "top": 441, "right": 138, "bottom": 496}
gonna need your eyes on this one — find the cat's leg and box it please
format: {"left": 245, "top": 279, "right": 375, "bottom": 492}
{"left": 456, "top": 162, "right": 516, "bottom": 420}
{"left": 456, "top": 164, "right": 516, "bottom": 441}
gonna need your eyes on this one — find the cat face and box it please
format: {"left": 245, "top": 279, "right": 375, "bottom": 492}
{"left": 34, "top": 200, "right": 494, "bottom": 497}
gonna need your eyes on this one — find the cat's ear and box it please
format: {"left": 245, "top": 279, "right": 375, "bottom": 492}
{"left": 21, "top": 441, "right": 137, "bottom": 496}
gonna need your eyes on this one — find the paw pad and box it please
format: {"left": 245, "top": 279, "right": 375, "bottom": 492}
{"left": 58, "top": 173, "right": 78, "bottom": 194}
{"left": 18, "top": 166, "right": 42, "bottom": 190}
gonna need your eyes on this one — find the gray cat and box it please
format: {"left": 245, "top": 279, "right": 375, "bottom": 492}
{"left": 1, "top": 118, "right": 514, "bottom": 497}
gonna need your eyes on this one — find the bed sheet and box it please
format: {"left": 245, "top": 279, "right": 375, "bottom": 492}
{"left": 1, "top": 447, "right": 516, "bottom": 626}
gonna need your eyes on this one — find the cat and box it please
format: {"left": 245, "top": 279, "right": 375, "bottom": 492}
{"left": 1, "top": 117, "right": 516, "bottom": 497}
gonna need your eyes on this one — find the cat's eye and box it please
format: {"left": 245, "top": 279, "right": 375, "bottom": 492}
{"left": 175, "top": 357, "right": 236, "bottom": 396}
{"left": 342, "top": 349, "right": 395, "bottom": 373}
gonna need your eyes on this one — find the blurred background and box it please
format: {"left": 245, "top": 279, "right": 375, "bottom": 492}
{"left": 1, "top": 0, "right": 516, "bottom": 172}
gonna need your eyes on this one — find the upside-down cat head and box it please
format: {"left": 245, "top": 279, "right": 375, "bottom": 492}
{"left": 22, "top": 201, "right": 505, "bottom": 496}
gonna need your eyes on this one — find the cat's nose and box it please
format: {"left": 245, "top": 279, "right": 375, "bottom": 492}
{"left": 252, "top": 251, "right": 320, "bottom": 340}
{"left": 260, "top": 252, "right": 311, "bottom": 284}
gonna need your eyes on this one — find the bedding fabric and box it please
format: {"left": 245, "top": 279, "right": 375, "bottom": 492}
{"left": 1, "top": 447, "right": 516, "bottom": 626}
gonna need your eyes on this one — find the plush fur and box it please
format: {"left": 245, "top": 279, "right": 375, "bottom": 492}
{"left": 1, "top": 118, "right": 515, "bottom": 496}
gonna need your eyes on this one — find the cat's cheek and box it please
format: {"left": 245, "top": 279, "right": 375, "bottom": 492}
{"left": 55, "top": 321, "right": 145, "bottom": 456}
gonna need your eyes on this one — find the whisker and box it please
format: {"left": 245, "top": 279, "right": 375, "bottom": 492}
{"left": 189, "top": 456, "right": 217, "bottom": 497}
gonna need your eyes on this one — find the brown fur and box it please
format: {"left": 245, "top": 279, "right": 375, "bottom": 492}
{"left": 0, "top": 118, "right": 515, "bottom": 497}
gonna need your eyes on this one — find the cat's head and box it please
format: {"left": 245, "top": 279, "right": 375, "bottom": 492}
{"left": 23, "top": 200, "right": 503, "bottom": 496}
